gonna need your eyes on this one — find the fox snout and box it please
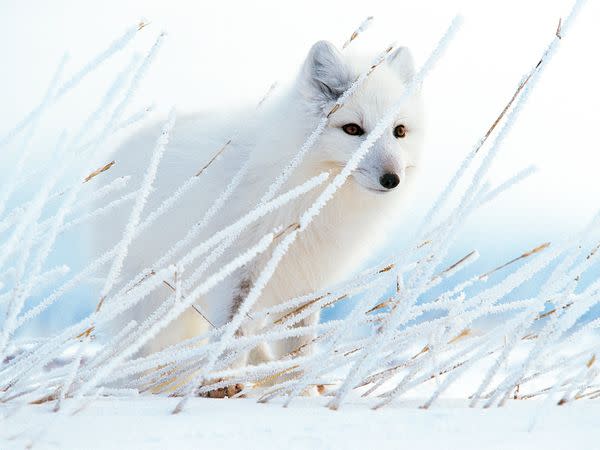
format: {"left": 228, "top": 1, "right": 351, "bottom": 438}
{"left": 367, "top": 144, "right": 406, "bottom": 192}
{"left": 352, "top": 162, "right": 405, "bottom": 193}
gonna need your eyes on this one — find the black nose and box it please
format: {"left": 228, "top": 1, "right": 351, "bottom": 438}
{"left": 379, "top": 173, "right": 400, "bottom": 190}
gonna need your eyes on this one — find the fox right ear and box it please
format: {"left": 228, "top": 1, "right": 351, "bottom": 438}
{"left": 301, "top": 40, "right": 352, "bottom": 104}
{"left": 387, "top": 46, "right": 415, "bottom": 83}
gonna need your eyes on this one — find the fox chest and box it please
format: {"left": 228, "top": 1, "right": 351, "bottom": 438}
{"left": 255, "top": 199, "right": 384, "bottom": 309}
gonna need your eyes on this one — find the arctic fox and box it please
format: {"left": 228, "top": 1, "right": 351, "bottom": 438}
{"left": 91, "top": 40, "right": 424, "bottom": 369}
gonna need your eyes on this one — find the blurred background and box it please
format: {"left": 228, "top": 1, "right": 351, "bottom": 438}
{"left": 1, "top": 0, "right": 598, "bottom": 330}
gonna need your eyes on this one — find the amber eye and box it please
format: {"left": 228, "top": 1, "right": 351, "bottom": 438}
{"left": 342, "top": 123, "right": 364, "bottom": 136}
{"left": 394, "top": 124, "right": 407, "bottom": 138}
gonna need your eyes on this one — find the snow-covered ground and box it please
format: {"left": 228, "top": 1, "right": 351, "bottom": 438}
{"left": 4, "top": 396, "right": 600, "bottom": 450}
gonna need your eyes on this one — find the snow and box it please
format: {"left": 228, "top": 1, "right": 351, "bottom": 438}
{"left": 3, "top": 396, "right": 599, "bottom": 450}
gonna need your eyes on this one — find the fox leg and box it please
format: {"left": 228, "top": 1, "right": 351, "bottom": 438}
{"left": 274, "top": 311, "right": 320, "bottom": 359}
{"left": 252, "top": 311, "right": 321, "bottom": 396}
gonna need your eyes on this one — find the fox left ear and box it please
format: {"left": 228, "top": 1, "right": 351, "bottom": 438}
{"left": 387, "top": 47, "right": 415, "bottom": 83}
{"left": 301, "top": 40, "right": 352, "bottom": 104}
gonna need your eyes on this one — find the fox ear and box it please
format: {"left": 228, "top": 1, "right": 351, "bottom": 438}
{"left": 301, "top": 40, "right": 352, "bottom": 103}
{"left": 387, "top": 47, "right": 415, "bottom": 83}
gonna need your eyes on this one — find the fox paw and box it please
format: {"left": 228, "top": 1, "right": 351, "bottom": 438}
{"left": 201, "top": 382, "right": 244, "bottom": 399}
{"left": 301, "top": 384, "right": 326, "bottom": 397}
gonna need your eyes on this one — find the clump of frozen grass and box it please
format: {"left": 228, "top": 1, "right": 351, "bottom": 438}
{"left": 1, "top": 1, "right": 599, "bottom": 421}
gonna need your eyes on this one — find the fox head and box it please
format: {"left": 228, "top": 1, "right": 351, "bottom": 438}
{"left": 296, "top": 40, "right": 424, "bottom": 195}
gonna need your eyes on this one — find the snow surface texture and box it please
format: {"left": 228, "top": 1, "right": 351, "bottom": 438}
{"left": 1, "top": 1, "right": 600, "bottom": 448}
{"left": 4, "top": 396, "right": 600, "bottom": 450}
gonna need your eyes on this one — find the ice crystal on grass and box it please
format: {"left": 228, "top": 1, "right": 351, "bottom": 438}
{"left": 1, "top": 2, "right": 598, "bottom": 424}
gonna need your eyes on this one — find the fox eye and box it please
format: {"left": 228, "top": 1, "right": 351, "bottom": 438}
{"left": 342, "top": 123, "right": 364, "bottom": 136}
{"left": 394, "top": 124, "right": 407, "bottom": 138}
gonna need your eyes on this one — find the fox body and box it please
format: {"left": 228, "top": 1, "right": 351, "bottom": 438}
{"left": 91, "top": 41, "right": 424, "bottom": 365}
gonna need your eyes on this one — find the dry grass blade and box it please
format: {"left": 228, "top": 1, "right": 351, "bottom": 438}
{"left": 195, "top": 140, "right": 232, "bottom": 177}
{"left": 273, "top": 222, "right": 300, "bottom": 241}
{"left": 195, "top": 82, "right": 278, "bottom": 177}
{"left": 535, "top": 302, "right": 573, "bottom": 321}
{"left": 432, "top": 250, "right": 477, "bottom": 281}
{"left": 365, "top": 297, "right": 393, "bottom": 314}
{"left": 475, "top": 69, "right": 535, "bottom": 154}
{"left": 586, "top": 242, "right": 600, "bottom": 260}
{"left": 160, "top": 275, "right": 217, "bottom": 328}
{"left": 253, "top": 365, "right": 299, "bottom": 388}
{"left": 447, "top": 328, "right": 472, "bottom": 345}
{"left": 587, "top": 354, "right": 596, "bottom": 369}
{"left": 378, "top": 264, "right": 395, "bottom": 274}
{"left": 83, "top": 160, "right": 115, "bottom": 183}
{"left": 257, "top": 82, "right": 278, "bottom": 108}
{"left": 342, "top": 16, "right": 374, "bottom": 49}
{"left": 76, "top": 326, "right": 94, "bottom": 339}
{"left": 367, "top": 251, "right": 475, "bottom": 314}
{"left": 125, "top": 270, "right": 156, "bottom": 294}
{"left": 411, "top": 328, "right": 473, "bottom": 359}
{"left": 479, "top": 242, "right": 550, "bottom": 280}
{"left": 273, "top": 294, "right": 347, "bottom": 325}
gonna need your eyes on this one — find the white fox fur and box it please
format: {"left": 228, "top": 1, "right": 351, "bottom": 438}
{"left": 90, "top": 40, "right": 424, "bottom": 366}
